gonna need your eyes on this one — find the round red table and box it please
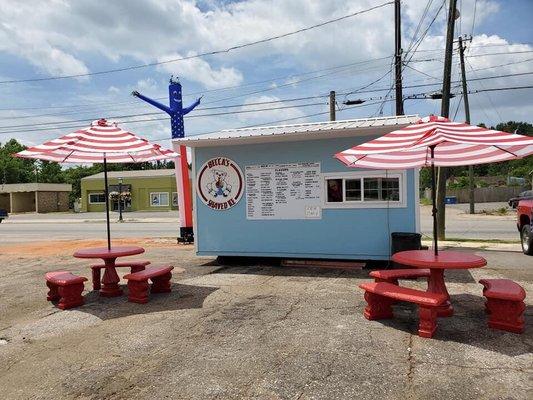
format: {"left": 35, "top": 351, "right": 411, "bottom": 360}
{"left": 391, "top": 250, "right": 487, "bottom": 317}
{"left": 73, "top": 246, "right": 144, "bottom": 297}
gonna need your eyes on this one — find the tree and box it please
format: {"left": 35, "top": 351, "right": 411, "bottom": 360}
{"left": 36, "top": 160, "right": 64, "bottom": 183}
{"left": 0, "top": 139, "right": 36, "bottom": 183}
{"left": 63, "top": 164, "right": 102, "bottom": 205}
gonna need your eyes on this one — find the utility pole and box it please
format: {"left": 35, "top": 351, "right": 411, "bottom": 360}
{"left": 458, "top": 35, "right": 475, "bottom": 214}
{"left": 436, "top": 0, "right": 458, "bottom": 240}
{"left": 329, "top": 91, "right": 336, "bottom": 121}
{"left": 394, "top": 0, "right": 404, "bottom": 115}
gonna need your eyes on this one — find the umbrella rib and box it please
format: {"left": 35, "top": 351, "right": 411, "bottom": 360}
{"left": 349, "top": 154, "right": 367, "bottom": 165}
{"left": 493, "top": 145, "right": 517, "bottom": 157}
{"left": 61, "top": 149, "right": 76, "bottom": 163}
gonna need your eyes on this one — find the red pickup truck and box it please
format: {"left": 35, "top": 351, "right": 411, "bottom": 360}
{"left": 509, "top": 190, "right": 533, "bottom": 255}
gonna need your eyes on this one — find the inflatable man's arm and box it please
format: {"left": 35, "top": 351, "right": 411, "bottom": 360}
{"left": 132, "top": 91, "right": 172, "bottom": 114}
{"left": 182, "top": 97, "right": 202, "bottom": 115}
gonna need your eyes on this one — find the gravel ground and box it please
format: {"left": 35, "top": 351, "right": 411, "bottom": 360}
{"left": 0, "top": 238, "right": 531, "bottom": 400}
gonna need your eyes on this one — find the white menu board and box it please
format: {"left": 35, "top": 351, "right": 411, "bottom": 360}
{"left": 245, "top": 162, "right": 322, "bottom": 220}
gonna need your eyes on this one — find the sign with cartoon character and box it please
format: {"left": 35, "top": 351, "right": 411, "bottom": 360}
{"left": 197, "top": 157, "right": 244, "bottom": 211}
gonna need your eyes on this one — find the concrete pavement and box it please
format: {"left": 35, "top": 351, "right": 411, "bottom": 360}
{"left": 0, "top": 240, "right": 531, "bottom": 399}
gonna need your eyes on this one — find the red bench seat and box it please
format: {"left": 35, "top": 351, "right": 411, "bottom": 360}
{"left": 359, "top": 282, "right": 446, "bottom": 338}
{"left": 90, "top": 260, "right": 151, "bottom": 291}
{"left": 479, "top": 279, "right": 526, "bottom": 334}
{"left": 45, "top": 271, "right": 87, "bottom": 310}
{"left": 369, "top": 268, "right": 431, "bottom": 285}
{"left": 123, "top": 265, "right": 175, "bottom": 303}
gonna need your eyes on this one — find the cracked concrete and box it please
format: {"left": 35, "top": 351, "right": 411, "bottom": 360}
{"left": 0, "top": 239, "right": 531, "bottom": 399}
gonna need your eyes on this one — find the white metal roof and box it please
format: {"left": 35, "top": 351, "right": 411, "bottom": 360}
{"left": 173, "top": 115, "right": 419, "bottom": 147}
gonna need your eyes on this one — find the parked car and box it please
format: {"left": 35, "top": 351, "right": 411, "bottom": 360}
{"left": 509, "top": 190, "right": 533, "bottom": 255}
{"left": 0, "top": 209, "right": 7, "bottom": 223}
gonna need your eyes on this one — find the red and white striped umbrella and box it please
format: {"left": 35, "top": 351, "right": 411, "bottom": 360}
{"left": 334, "top": 115, "right": 533, "bottom": 256}
{"left": 16, "top": 118, "right": 178, "bottom": 163}
{"left": 335, "top": 115, "right": 533, "bottom": 168}
{"left": 15, "top": 118, "right": 178, "bottom": 250}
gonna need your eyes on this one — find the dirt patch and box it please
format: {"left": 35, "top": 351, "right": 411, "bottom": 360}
{"left": 0, "top": 238, "right": 188, "bottom": 258}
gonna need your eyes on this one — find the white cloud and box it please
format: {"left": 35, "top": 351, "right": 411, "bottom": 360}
{"left": 108, "top": 86, "right": 120, "bottom": 93}
{"left": 236, "top": 95, "right": 307, "bottom": 124}
{"left": 157, "top": 53, "right": 243, "bottom": 89}
{"left": 0, "top": 0, "right": 531, "bottom": 129}
{"left": 137, "top": 78, "right": 159, "bottom": 92}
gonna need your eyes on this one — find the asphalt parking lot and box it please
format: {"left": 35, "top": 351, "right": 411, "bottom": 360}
{"left": 0, "top": 238, "right": 531, "bottom": 399}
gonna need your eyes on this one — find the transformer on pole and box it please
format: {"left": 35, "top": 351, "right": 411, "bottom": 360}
{"left": 132, "top": 76, "right": 201, "bottom": 243}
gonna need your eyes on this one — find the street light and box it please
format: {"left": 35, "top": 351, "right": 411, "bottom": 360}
{"left": 118, "top": 177, "right": 123, "bottom": 222}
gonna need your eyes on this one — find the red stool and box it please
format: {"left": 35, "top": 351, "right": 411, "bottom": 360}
{"left": 479, "top": 279, "right": 526, "bottom": 334}
{"left": 124, "top": 265, "right": 175, "bottom": 303}
{"left": 45, "top": 271, "right": 87, "bottom": 310}
{"left": 90, "top": 260, "right": 150, "bottom": 291}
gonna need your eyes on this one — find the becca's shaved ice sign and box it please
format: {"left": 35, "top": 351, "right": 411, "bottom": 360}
{"left": 197, "top": 157, "right": 244, "bottom": 210}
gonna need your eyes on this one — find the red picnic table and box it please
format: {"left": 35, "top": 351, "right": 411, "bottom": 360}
{"left": 73, "top": 246, "right": 145, "bottom": 297}
{"left": 391, "top": 249, "right": 487, "bottom": 317}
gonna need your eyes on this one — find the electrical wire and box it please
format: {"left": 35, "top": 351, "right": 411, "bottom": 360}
{"left": 2, "top": 84, "right": 530, "bottom": 137}
{"left": 0, "top": 2, "right": 394, "bottom": 85}
{"left": 1, "top": 48, "right": 527, "bottom": 114}
{"left": 2, "top": 69, "right": 530, "bottom": 132}
{"left": 0, "top": 101, "right": 327, "bottom": 131}
{"left": 471, "top": 0, "right": 478, "bottom": 38}
{"left": 0, "top": 56, "right": 394, "bottom": 113}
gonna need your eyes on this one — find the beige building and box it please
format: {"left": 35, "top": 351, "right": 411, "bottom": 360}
{"left": 0, "top": 183, "right": 72, "bottom": 213}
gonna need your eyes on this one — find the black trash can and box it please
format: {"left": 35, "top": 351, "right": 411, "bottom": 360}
{"left": 391, "top": 232, "right": 422, "bottom": 267}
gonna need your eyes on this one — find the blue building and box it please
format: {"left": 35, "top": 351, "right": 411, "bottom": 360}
{"left": 173, "top": 115, "right": 421, "bottom": 261}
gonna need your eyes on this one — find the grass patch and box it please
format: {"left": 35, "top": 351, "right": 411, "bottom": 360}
{"left": 480, "top": 207, "right": 510, "bottom": 216}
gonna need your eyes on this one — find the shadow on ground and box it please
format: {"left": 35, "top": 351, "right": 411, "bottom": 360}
{"left": 67, "top": 283, "right": 219, "bottom": 321}
{"left": 211, "top": 264, "right": 372, "bottom": 279}
{"left": 368, "top": 293, "right": 532, "bottom": 357}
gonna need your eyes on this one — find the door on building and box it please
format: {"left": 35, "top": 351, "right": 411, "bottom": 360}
{"left": 111, "top": 198, "right": 131, "bottom": 212}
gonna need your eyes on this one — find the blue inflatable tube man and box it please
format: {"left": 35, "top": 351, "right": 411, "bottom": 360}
{"left": 132, "top": 77, "right": 201, "bottom": 243}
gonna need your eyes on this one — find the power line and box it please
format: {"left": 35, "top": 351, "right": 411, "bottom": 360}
{"left": 374, "top": 0, "right": 446, "bottom": 116}
{"left": 0, "top": 93, "right": 331, "bottom": 121}
{"left": 471, "top": 0, "right": 478, "bottom": 38}
{"left": 1, "top": 47, "right": 528, "bottom": 113}
{"left": 0, "top": 55, "right": 393, "bottom": 113}
{"left": 2, "top": 83, "right": 530, "bottom": 136}
{"left": 0, "top": 2, "right": 394, "bottom": 85}
{"left": 0, "top": 101, "right": 327, "bottom": 131}
{"left": 2, "top": 69, "right": 530, "bottom": 132}
{"left": 344, "top": 70, "right": 533, "bottom": 97}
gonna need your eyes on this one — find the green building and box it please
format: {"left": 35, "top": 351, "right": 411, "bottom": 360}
{"left": 81, "top": 169, "right": 179, "bottom": 212}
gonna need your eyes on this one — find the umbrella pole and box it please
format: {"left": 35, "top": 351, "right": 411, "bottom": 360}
{"left": 103, "top": 155, "right": 111, "bottom": 251}
{"left": 430, "top": 145, "right": 438, "bottom": 256}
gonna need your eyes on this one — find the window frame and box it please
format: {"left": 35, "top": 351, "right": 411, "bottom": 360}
{"left": 88, "top": 192, "right": 106, "bottom": 204}
{"left": 150, "top": 192, "right": 170, "bottom": 207}
{"left": 322, "top": 170, "right": 407, "bottom": 209}
{"left": 172, "top": 192, "right": 179, "bottom": 207}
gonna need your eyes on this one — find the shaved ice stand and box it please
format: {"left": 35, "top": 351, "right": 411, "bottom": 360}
{"left": 173, "top": 116, "right": 422, "bottom": 261}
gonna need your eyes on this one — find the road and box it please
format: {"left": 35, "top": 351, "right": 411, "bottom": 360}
{"left": 419, "top": 203, "right": 518, "bottom": 241}
{"left": 0, "top": 204, "right": 519, "bottom": 243}
{"left": 0, "top": 211, "right": 182, "bottom": 243}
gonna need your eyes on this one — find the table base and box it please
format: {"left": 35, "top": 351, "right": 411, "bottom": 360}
{"left": 100, "top": 286, "right": 123, "bottom": 297}
{"left": 428, "top": 269, "right": 454, "bottom": 317}
{"left": 100, "top": 263, "right": 123, "bottom": 297}
{"left": 435, "top": 302, "right": 454, "bottom": 317}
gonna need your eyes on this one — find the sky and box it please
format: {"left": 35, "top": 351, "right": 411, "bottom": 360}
{"left": 0, "top": 0, "right": 532, "bottom": 151}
